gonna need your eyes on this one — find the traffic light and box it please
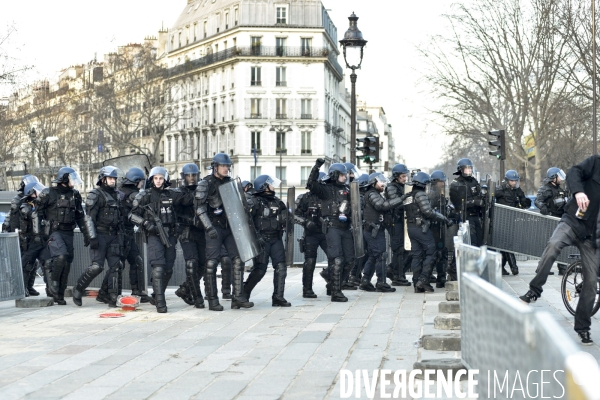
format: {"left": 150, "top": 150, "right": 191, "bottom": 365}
{"left": 488, "top": 129, "right": 506, "bottom": 160}
{"left": 356, "top": 136, "right": 380, "bottom": 164}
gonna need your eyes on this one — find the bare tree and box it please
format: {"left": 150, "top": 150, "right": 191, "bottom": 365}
{"left": 0, "top": 24, "right": 32, "bottom": 87}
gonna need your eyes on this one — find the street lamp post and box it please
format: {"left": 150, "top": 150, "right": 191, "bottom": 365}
{"left": 270, "top": 123, "right": 293, "bottom": 197}
{"left": 339, "top": 12, "right": 367, "bottom": 165}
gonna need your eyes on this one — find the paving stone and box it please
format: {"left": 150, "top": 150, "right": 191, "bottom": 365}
{"left": 413, "top": 358, "right": 468, "bottom": 381}
{"left": 446, "top": 290, "right": 459, "bottom": 301}
{"left": 445, "top": 281, "right": 458, "bottom": 291}
{"left": 439, "top": 301, "right": 460, "bottom": 313}
{"left": 422, "top": 333, "right": 461, "bottom": 351}
{"left": 434, "top": 314, "right": 461, "bottom": 330}
{"left": 15, "top": 297, "right": 54, "bottom": 308}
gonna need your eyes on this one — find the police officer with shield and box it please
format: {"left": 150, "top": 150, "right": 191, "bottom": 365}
{"left": 18, "top": 181, "right": 47, "bottom": 296}
{"left": 406, "top": 172, "right": 454, "bottom": 292}
{"left": 449, "top": 158, "right": 484, "bottom": 246}
{"left": 306, "top": 159, "right": 355, "bottom": 302}
{"left": 243, "top": 175, "right": 291, "bottom": 306}
{"left": 129, "top": 166, "right": 194, "bottom": 313}
{"left": 428, "top": 170, "right": 452, "bottom": 287}
{"left": 72, "top": 166, "right": 124, "bottom": 307}
{"left": 33, "top": 167, "right": 90, "bottom": 305}
{"left": 384, "top": 164, "right": 411, "bottom": 286}
{"left": 194, "top": 153, "right": 254, "bottom": 311}
{"left": 360, "top": 173, "right": 407, "bottom": 292}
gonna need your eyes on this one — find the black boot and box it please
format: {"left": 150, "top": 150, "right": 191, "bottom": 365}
{"left": 22, "top": 269, "right": 31, "bottom": 297}
{"left": 508, "top": 253, "right": 519, "bottom": 275}
{"left": 221, "top": 256, "right": 232, "bottom": 300}
{"left": 391, "top": 252, "right": 411, "bottom": 286}
{"left": 152, "top": 265, "right": 167, "bottom": 313}
{"left": 43, "top": 260, "right": 53, "bottom": 298}
{"left": 107, "top": 263, "right": 122, "bottom": 308}
{"left": 359, "top": 277, "right": 376, "bottom": 292}
{"left": 27, "top": 268, "right": 39, "bottom": 296}
{"left": 185, "top": 259, "right": 205, "bottom": 309}
{"left": 302, "top": 258, "right": 317, "bottom": 298}
{"left": 331, "top": 258, "right": 348, "bottom": 302}
{"left": 415, "top": 278, "right": 434, "bottom": 293}
{"left": 205, "top": 259, "right": 224, "bottom": 311}
{"left": 56, "top": 262, "right": 71, "bottom": 306}
{"left": 97, "top": 277, "right": 110, "bottom": 303}
{"left": 72, "top": 263, "right": 103, "bottom": 306}
{"left": 175, "top": 282, "right": 194, "bottom": 305}
{"left": 272, "top": 263, "right": 291, "bottom": 307}
{"left": 231, "top": 257, "right": 254, "bottom": 309}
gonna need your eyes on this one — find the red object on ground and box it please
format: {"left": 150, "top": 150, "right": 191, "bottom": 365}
{"left": 99, "top": 312, "right": 125, "bottom": 318}
{"left": 117, "top": 295, "right": 140, "bottom": 311}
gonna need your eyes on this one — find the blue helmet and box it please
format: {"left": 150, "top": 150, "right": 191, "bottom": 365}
{"left": 504, "top": 170, "right": 519, "bottom": 181}
{"left": 53, "top": 167, "right": 83, "bottom": 186}
{"left": 241, "top": 180, "right": 253, "bottom": 190}
{"left": 368, "top": 172, "right": 389, "bottom": 186}
{"left": 148, "top": 166, "right": 170, "bottom": 188}
{"left": 454, "top": 158, "right": 474, "bottom": 176}
{"left": 326, "top": 163, "right": 348, "bottom": 182}
{"left": 96, "top": 166, "right": 120, "bottom": 186}
{"left": 391, "top": 164, "right": 410, "bottom": 179}
{"left": 180, "top": 163, "right": 200, "bottom": 187}
{"left": 18, "top": 174, "right": 39, "bottom": 193}
{"left": 357, "top": 173, "right": 370, "bottom": 188}
{"left": 343, "top": 162, "right": 360, "bottom": 181}
{"left": 547, "top": 167, "right": 566, "bottom": 181}
{"left": 253, "top": 175, "right": 281, "bottom": 193}
{"left": 318, "top": 172, "right": 327, "bottom": 181}
{"left": 211, "top": 153, "right": 232, "bottom": 170}
{"left": 22, "top": 181, "right": 46, "bottom": 200}
{"left": 122, "top": 167, "right": 146, "bottom": 186}
{"left": 412, "top": 172, "right": 431, "bottom": 188}
{"left": 430, "top": 170, "right": 447, "bottom": 183}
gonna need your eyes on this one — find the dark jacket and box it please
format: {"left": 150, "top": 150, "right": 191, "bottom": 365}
{"left": 563, "top": 155, "right": 600, "bottom": 243}
{"left": 495, "top": 182, "right": 531, "bottom": 209}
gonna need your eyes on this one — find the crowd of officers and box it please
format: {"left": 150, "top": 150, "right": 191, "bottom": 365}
{"left": 1, "top": 155, "right": 570, "bottom": 314}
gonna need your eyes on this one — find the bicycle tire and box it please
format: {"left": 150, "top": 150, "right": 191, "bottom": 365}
{"left": 561, "top": 261, "right": 600, "bottom": 317}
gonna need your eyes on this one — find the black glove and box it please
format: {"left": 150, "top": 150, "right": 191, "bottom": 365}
{"left": 315, "top": 158, "right": 325, "bottom": 168}
{"left": 207, "top": 226, "right": 218, "bottom": 239}
{"left": 306, "top": 220, "right": 317, "bottom": 231}
{"left": 540, "top": 206, "right": 549, "bottom": 215}
{"left": 90, "top": 238, "right": 100, "bottom": 250}
{"left": 258, "top": 236, "right": 266, "bottom": 248}
{"left": 446, "top": 219, "right": 455, "bottom": 228}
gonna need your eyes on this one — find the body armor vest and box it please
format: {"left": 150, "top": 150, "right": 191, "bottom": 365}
{"left": 254, "top": 195, "right": 285, "bottom": 235}
{"left": 46, "top": 189, "right": 77, "bottom": 226}
{"left": 405, "top": 190, "right": 423, "bottom": 222}
{"left": 94, "top": 188, "right": 121, "bottom": 229}
{"left": 363, "top": 188, "right": 384, "bottom": 225}
{"left": 118, "top": 186, "right": 137, "bottom": 232}
{"left": 20, "top": 202, "right": 34, "bottom": 236}
{"left": 321, "top": 184, "right": 351, "bottom": 221}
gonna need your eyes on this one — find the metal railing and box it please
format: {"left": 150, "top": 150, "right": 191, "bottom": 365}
{"left": 0, "top": 232, "right": 26, "bottom": 301}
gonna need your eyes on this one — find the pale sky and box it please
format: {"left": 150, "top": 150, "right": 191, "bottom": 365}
{"left": 1, "top": 0, "right": 453, "bottom": 168}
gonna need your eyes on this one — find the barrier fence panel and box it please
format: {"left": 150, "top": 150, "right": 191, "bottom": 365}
{"left": 0, "top": 232, "right": 26, "bottom": 301}
{"left": 490, "top": 203, "right": 578, "bottom": 263}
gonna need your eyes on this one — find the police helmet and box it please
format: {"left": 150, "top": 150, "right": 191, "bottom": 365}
{"left": 318, "top": 172, "right": 327, "bottom": 182}
{"left": 412, "top": 171, "right": 431, "bottom": 188}
{"left": 344, "top": 163, "right": 360, "bottom": 181}
{"left": 430, "top": 170, "right": 447, "bottom": 183}
{"left": 18, "top": 175, "right": 39, "bottom": 193}
{"left": 241, "top": 180, "right": 253, "bottom": 190}
{"left": 357, "top": 173, "right": 370, "bottom": 188}
{"left": 391, "top": 164, "right": 410, "bottom": 179}
{"left": 53, "top": 167, "right": 83, "bottom": 186}
{"left": 148, "top": 166, "right": 170, "bottom": 188}
{"left": 253, "top": 175, "right": 281, "bottom": 193}
{"left": 326, "top": 163, "right": 348, "bottom": 182}
{"left": 368, "top": 172, "right": 389, "bottom": 187}
{"left": 180, "top": 163, "right": 200, "bottom": 187}
{"left": 547, "top": 167, "right": 566, "bottom": 181}
{"left": 504, "top": 170, "right": 520, "bottom": 181}
{"left": 454, "top": 158, "right": 474, "bottom": 176}
{"left": 22, "top": 181, "right": 46, "bottom": 200}
{"left": 96, "top": 166, "right": 120, "bottom": 186}
{"left": 211, "top": 153, "right": 232, "bottom": 170}
{"left": 122, "top": 167, "right": 146, "bottom": 186}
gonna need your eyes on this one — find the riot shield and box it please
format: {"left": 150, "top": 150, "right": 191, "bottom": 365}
{"left": 482, "top": 179, "right": 495, "bottom": 245}
{"left": 350, "top": 181, "right": 365, "bottom": 258}
{"left": 103, "top": 154, "right": 152, "bottom": 187}
{"left": 218, "top": 179, "right": 261, "bottom": 262}
{"left": 285, "top": 187, "right": 295, "bottom": 266}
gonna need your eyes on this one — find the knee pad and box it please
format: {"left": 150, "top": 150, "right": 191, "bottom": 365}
{"left": 152, "top": 265, "right": 165, "bottom": 278}
{"left": 221, "top": 256, "right": 232, "bottom": 269}
{"left": 276, "top": 262, "right": 287, "bottom": 275}
{"left": 89, "top": 262, "right": 104, "bottom": 275}
{"left": 186, "top": 259, "right": 199, "bottom": 276}
{"left": 135, "top": 255, "right": 144, "bottom": 269}
{"left": 232, "top": 256, "right": 244, "bottom": 271}
{"left": 109, "top": 260, "right": 123, "bottom": 274}
{"left": 206, "top": 259, "right": 219, "bottom": 275}
{"left": 54, "top": 255, "right": 68, "bottom": 269}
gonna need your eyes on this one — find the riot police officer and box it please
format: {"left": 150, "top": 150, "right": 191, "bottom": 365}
{"left": 344, "top": 162, "right": 361, "bottom": 183}
{"left": 242, "top": 180, "right": 254, "bottom": 194}
{"left": 118, "top": 167, "right": 149, "bottom": 301}
{"left": 307, "top": 159, "right": 355, "bottom": 302}
{"left": 428, "top": 170, "right": 452, "bottom": 287}
{"left": 33, "top": 167, "right": 90, "bottom": 305}
{"left": 72, "top": 167, "right": 124, "bottom": 307}
{"left": 449, "top": 158, "right": 484, "bottom": 246}
{"left": 348, "top": 173, "right": 371, "bottom": 286}
{"left": 195, "top": 153, "right": 254, "bottom": 311}
{"left": 3, "top": 175, "right": 40, "bottom": 295}
{"left": 384, "top": 164, "right": 411, "bottom": 286}
{"left": 494, "top": 170, "right": 531, "bottom": 276}
{"left": 172, "top": 163, "right": 207, "bottom": 309}
{"left": 406, "top": 172, "right": 453, "bottom": 292}
{"left": 295, "top": 172, "right": 328, "bottom": 298}
{"left": 18, "top": 181, "right": 47, "bottom": 296}
{"left": 243, "top": 175, "right": 291, "bottom": 306}
{"left": 360, "top": 173, "right": 406, "bottom": 292}
{"left": 129, "top": 166, "right": 194, "bottom": 313}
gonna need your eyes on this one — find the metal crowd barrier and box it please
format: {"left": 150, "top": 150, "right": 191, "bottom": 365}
{"left": 490, "top": 203, "right": 578, "bottom": 263}
{"left": 0, "top": 232, "right": 26, "bottom": 301}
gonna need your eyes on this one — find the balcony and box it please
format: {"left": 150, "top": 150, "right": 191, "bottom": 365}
{"left": 301, "top": 114, "right": 312, "bottom": 119}
{"left": 251, "top": 80, "right": 262, "bottom": 86}
{"left": 276, "top": 81, "right": 287, "bottom": 87}
{"left": 276, "top": 148, "right": 287, "bottom": 155}
{"left": 250, "top": 149, "right": 262, "bottom": 155}
{"left": 250, "top": 113, "right": 262, "bottom": 119}
{"left": 301, "top": 149, "right": 312, "bottom": 155}
{"left": 276, "top": 114, "right": 287, "bottom": 119}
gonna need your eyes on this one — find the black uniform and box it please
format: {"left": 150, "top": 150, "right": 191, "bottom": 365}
{"left": 130, "top": 186, "right": 193, "bottom": 312}
{"left": 295, "top": 192, "right": 328, "bottom": 297}
{"left": 73, "top": 184, "right": 123, "bottom": 306}
{"left": 243, "top": 191, "right": 290, "bottom": 306}
{"left": 194, "top": 174, "right": 253, "bottom": 311}
{"left": 118, "top": 185, "right": 146, "bottom": 297}
{"left": 405, "top": 186, "right": 451, "bottom": 291}
{"left": 428, "top": 187, "right": 450, "bottom": 287}
{"left": 33, "top": 185, "right": 89, "bottom": 305}
{"left": 19, "top": 196, "right": 45, "bottom": 296}
{"left": 384, "top": 181, "right": 410, "bottom": 285}
{"left": 2, "top": 192, "right": 22, "bottom": 233}
{"left": 307, "top": 165, "right": 355, "bottom": 302}
{"left": 535, "top": 181, "right": 568, "bottom": 217}
{"left": 449, "top": 175, "right": 484, "bottom": 246}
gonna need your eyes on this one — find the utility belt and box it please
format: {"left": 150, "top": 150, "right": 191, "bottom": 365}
{"left": 97, "top": 225, "right": 120, "bottom": 235}
{"left": 262, "top": 231, "right": 282, "bottom": 241}
{"left": 407, "top": 217, "right": 422, "bottom": 225}
{"left": 50, "top": 222, "right": 76, "bottom": 232}
{"left": 327, "top": 218, "right": 350, "bottom": 230}
{"left": 148, "top": 224, "right": 175, "bottom": 237}
{"left": 364, "top": 222, "right": 382, "bottom": 238}
{"left": 467, "top": 212, "right": 480, "bottom": 217}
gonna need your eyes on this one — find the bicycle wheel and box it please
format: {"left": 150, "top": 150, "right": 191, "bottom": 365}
{"left": 561, "top": 261, "right": 600, "bottom": 317}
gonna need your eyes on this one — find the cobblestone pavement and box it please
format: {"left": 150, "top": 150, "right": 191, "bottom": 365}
{"left": 0, "top": 260, "right": 598, "bottom": 400}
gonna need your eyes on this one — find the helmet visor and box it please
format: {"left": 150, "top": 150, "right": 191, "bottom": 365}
{"left": 22, "top": 175, "right": 39, "bottom": 186}
{"left": 557, "top": 169, "right": 566, "bottom": 180}
{"left": 68, "top": 171, "right": 83, "bottom": 187}
{"left": 265, "top": 176, "right": 281, "bottom": 189}
{"left": 28, "top": 182, "right": 46, "bottom": 196}
{"left": 374, "top": 174, "right": 389, "bottom": 186}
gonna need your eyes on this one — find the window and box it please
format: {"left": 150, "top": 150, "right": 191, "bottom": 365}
{"left": 276, "top": 167, "right": 287, "bottom": 184}
{"left": 193, "top": 23, "right": 197, "bottom": 41}
{"left": 251, "top": 67, "right": 261, "bottom": 86}
{"left": 301, "top": 99, "right": 312, "bottom": 119}
{"left": 276, "top": 99, "right": 287, "bottom": 119}
{"left": 251, "top": 36, "right": 261, "bottom": 55}
{"left": 178, "top": 32, "right": 182, "bottom": 48}
{"left": 276, "top": 38, "right": 286, "bottom": 56}
{"left": 251, "top": 99, "right": 261, "bottom": 118}
{"left": 301, "top": 131, "right": 311, "bottom": 154}
{"left": 230, "top": 99, "right": 235, "bottom": 119}
{"left": 301, "top": 166, "right": 311, "bottom": 185}
{"left": 235, "top": 8, "right": 239, "bottom": 25}
{"left": 221, "top": 101, "right": 225, "bottom": 121}
{"left": 276, "top": 66, "right": 286, "bottom": 86}
{"left": 167, "top": 137, "right": 172, "bottom": 161}
{"left": 203, "top": 134, "right": 208, "bottom": 158}
{"left": 301, "top": 38, "right": 312, "bottom": 56}
{"left": 276, "top": 131, "right": 286, "bottom": 153}
{"left": 204, "top": 21, "right": 207, "bottom": 38}
{"left": 212, "top": 103, "right": 217, "bottom": 123}
{"left": 216, "top": 13, "right": 221, "bottom": 32}
{"left": 251, "top": 166, "right": 261, "bottom": 181}
{"left": 225, "top": 12, "right": 229, "bottom": 29}
{"left": 251, "top": 131, "right": 261, "bottom": 152}
{"left": 276, "top": 6, "right": 287, "bottom": 24}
